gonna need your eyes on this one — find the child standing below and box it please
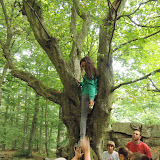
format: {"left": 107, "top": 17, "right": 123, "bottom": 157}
{"left": 76, "top": 57, "right": 99, "bottom": 137}
{"left": 102, "top": 141, "right": 119, "bottom": 160}
{"left": 118, "top": 146, "right": 132, "bottom": 160}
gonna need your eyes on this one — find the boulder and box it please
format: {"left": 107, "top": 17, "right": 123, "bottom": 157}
{"left": 102, "top": 123, "right": 160, "bottom": 149}
{"left": 111, "top": 122, "right": 151, "bottom": 138}
{"left": 151, "top": 125, "right": 160, "bottom": 138}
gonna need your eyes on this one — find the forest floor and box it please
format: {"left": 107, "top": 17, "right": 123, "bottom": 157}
{"left": 0, "top": 146, "right": 159, "bottom": 160}
{"left": 0, "top": 150, "right": 47, "bottom": 160}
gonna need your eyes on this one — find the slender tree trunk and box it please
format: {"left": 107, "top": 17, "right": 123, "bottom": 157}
{"left": 11, "top": 95, "right": 16, "bottom": 149}
{"left": 35, "top": 130, "right": 39, "bottom": 152}
{"left": 42, "top": 64, "right": 49, "bottom": 156}
{"left": 48, "top": 123, "right": 53, "bottom": 149}
{"left": 45, "top": 100, "right": 49, "bottom": 157}
{"left": 12, "top": 94, "right": 20, "bottom": 149}
{"left": 0, "top": 62, "right": 9, "bottom": 114}
{"left": 10, "top": 97, "right": 14, "bottom": 149}
{"left": 26, "top": 102, "right": 29, "bottom": 147}
{"left": 37, "top": 128, "right": 40, "bottom": 153}
{"left": 0, "top": 63, "right": 8, "bottom": 151}
{"left": 2, "top": 98, "right": 9, "bottom": 151}
{"left": 38, "top": 105, "right": 43, "bottom": 154}
{"left": 28, "top": 94, "right": 39, "bottom": 157}
{"left": 22, "top": 86, "right": 28, "bottom": 150}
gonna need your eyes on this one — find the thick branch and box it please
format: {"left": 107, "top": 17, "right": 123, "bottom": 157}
{"left": 0, "top": 0, "right": 14, "bottom": 69}
{"left": 70, "top": 3, "right": 77, "bottom": 39}
{"left": 73, "top": 0, "right": 88, "bottom": 20}
{"left": 113, "top": 30, "right": 160, "bottom": 52}
{"left": 69, "top": 0, "right": 92, "bottom": 78}
{"left": 1, "top": 0, "right": 61, "bottom": 106}
{"left": 22, "top": 0, "right": 51, "bottom": 51}
{"left": 22, "top": 0, "right": 79, "bottom": 102}
{"left": 22, "top": 0, "right": 67, "bottom": 75}
{"left": 0, "top": 0, "right": 12, "bottom": 47}
{"left": 109, "top": 0, "right": 123, "bottom": 54}
{"left": 22, "top": 0, "right": 68, "bottom": 74}
{"left": 112, "top": 68, "right": 160, "bottom": 92}
{"left": 23, "top": 0, "right": 50, "bottom": 37}
{"left": 11, "top": 69, "right": 62, "bottom": 105}
{"left": 98, "top": 0, "right": 127, "bottom": 56}
{"left": 0, "top": 0, "right": 9, "bottom": 25}
{"left": 71, "top": 0, "right": 91, "bottom": 53}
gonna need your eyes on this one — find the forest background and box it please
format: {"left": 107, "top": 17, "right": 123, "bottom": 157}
{"left": 0, "top": 0, "right": 160, "bottom": 159}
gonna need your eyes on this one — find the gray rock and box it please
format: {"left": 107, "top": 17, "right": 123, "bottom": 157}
{"left": 112, "top": 122, "right": 134, "bottom": 135}
{"left": 151, "top": 125, "right": 160, "bottom": 138}
{"left": 111, "top": 122, "right": 151, "bottom": 137}
{"left": 110, "top": 122, "right": 160, "bottom": 147}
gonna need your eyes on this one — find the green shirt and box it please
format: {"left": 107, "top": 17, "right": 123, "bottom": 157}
{"left": 80, "top": 75, "right": 98, "bottom": 101}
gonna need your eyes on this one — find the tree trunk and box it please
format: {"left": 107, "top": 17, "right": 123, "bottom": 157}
{"left": 35, "top": 130, "right": 39, "bottom": 152}
{"left": 38, "top": 106, "right": 43, "bottom": 154}
{"left": 57, "top": 107, "right": 66, "bottom": 149}
{"left": 48, "top": 124, "right": 53, "bottom": 150}
{"left": 0, "top": 63, "right": 9, "bottom": 151}
{"left": 0, "top": 62, "right": 8, "bottom": 114}
{"left": 22, "top": 86, "right": 28, "bottom": 150}
{"left": 92, "top": 57, "right": 114, "bottom": 159}
{"left": 45, "top": 100, "right": 49, "bottom": 157}
{"left": 2, "top": 99, "right": 9, "bottom": 151}
{"left": 59, "top": 77, "right": 113, "bottom": 160}
{"left": 12, "top": 94, "right": 20, "bottom": 149}
{"left": 28, "top": 94, "right": 39, "bottom": 157}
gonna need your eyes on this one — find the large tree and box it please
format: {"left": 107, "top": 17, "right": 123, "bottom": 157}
{"left": 1, "top": 0, "right": 160, "bottom": 159}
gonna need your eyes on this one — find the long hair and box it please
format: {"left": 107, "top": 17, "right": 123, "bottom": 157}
{"left": 118, "top": 147, "right": 132, "bottom": 160}
{"left": 80, "top": 57, "right": 99, "bottom": 80}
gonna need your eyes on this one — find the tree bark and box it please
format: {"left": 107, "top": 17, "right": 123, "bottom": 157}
{"left": 45, "top": 100, "right": 49, "bottom": 157}
{"left": 0, "top": 63, "right": 8, "bottom": 150}
{"left": 0, "top": 62, "right": 9, "bottom": 115}
{"left": 12, "top": 95, "right": 19, "bottom": 150}
{"left": 57, "top": 108, "right": 66, "bottom": 149}
{"left": 38, "top": 106, "right": 43, "bottom": 154}
{"left": 22, "top": 86, "right": 28, "bottom": 150}
{"left": 28, "top": 94, "right": 39, "bottom": 156}
{"left": 2, "top": 97, "right": 9, "bottom": 151}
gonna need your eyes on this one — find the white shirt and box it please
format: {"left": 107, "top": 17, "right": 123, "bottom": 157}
{"left": 102, "top": 151, "right": 119, "bottom": 160}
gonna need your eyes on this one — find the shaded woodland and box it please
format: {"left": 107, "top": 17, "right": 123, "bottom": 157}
{"left": 0, "top": 0, "right": 160, "bottom": 159}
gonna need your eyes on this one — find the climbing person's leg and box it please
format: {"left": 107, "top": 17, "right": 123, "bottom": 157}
{"left": 80, "top": 94, "right": 90, "bottom": 137}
